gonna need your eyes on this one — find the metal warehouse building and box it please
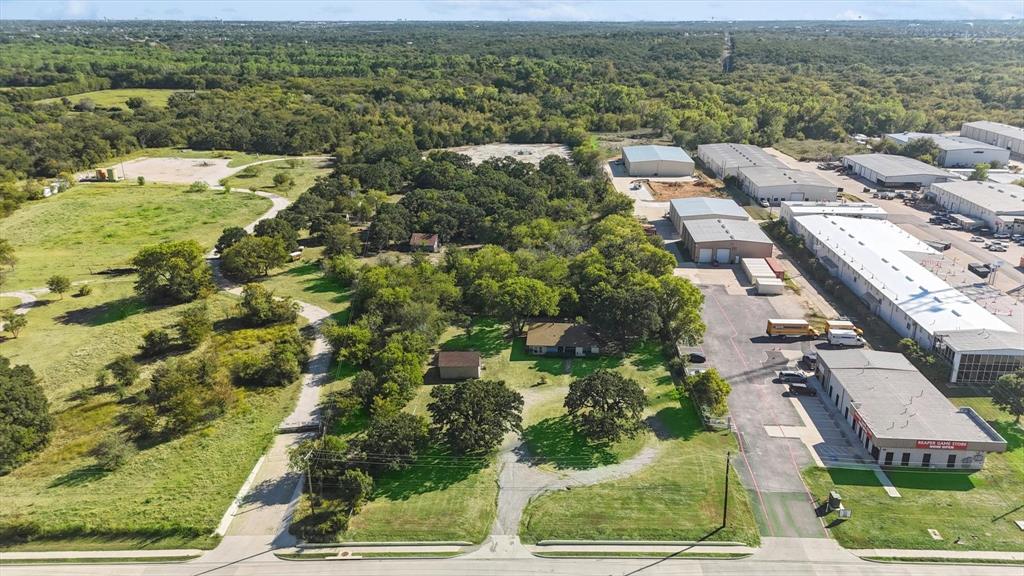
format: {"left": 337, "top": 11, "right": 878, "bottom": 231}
{"left": 682, "top": 218, "right": 773, "bottom": 264}
{"left": 794, "top": 215, "right": 1019, "bottom": 385}
{"left": 780, "top": 201, "right": 886, "bottom": 233}
{"left": 668, "top": 197, "right": 748, "bottom": 236}
{"left": 841, "top": 154, "right": 956, "bottom": 188}
{"left": 736, "top": 166, "right": 839, "bottom": 205}
{"left": 884, "top": 132, "right": 1010, "bottom": 168}
{"left": 622, "top": 145, "right": 694, "bottom": 177}
{"left": 696, "top": 143, "right": 787, "bottom": 179}
{"left": 961, "top": 121, "right": 1024, "bottom": 156}
{"left": 925, "top": 180, "right": 1024, "bottom": 234}
{"left": 816, "top": 349, "right": 1007, "bottom": 470}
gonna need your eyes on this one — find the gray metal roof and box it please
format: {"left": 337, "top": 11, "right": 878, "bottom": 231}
{"left": 737, "top": 166, "right": 837, "bottom": 189}
{"left": 623, "top": 145, "right": 693, "bottom": 164}
{"left": 818, "top": 350, "right": 1006, "bottom": 445}
{"left": 928, "top": 181, "right": 1024, "bottom": 214}
{"left": 697, "top": 143, "right": 788, "bottom": 171}
{"left": 685, "top": 218, "right": 772, "bottom": 244}
{"left": 886, "top": 132, "right": 1006, "bottom": 152}
{"left": 962, "top": 121, "right": 1024, "bottom": 141}
{"left": 670, "top": 197, "right": 748, "bottom": 220}
{"left": 843, "top": 154, "right": 954, "bottom": 178}
{"left": 936, "top": 329, "right": 1024, "bottom": 354}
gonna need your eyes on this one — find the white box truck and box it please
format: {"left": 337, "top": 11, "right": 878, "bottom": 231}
{"left": 827, "top": 329, "right": 864, "bottom": 347}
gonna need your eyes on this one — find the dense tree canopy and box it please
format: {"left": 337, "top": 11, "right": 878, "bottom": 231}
{"left": 564, "top": 370, "right": 647, "bottom": 442}
{"left": 132, "top": 240, "right": 213, "bottom": 304}
{"left": 0, "top": 357, "right": 52, "bottom": 473}
{"left": 428, "top": 379, "right": 524, "bottom": 454}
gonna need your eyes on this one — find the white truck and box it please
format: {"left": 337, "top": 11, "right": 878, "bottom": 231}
{"left": 827, "top": 329, "right": 864, "bottom": 347}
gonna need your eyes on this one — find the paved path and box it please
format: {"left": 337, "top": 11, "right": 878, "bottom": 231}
{"left": 0, "top": 290, "right": 39, "bottom": 331}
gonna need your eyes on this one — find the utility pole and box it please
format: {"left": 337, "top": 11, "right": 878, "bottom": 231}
{"left": 305, "top": 449, "right": 316, "bottom": 514}
{"left": 722, "top": 450, "right": 731, "bottom": 528}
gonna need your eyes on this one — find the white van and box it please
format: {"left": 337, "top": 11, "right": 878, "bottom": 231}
{"left": 827, "top": 329, "right": 864, "bottom": 347}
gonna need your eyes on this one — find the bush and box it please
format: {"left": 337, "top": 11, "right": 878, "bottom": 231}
{"left": 238, "top": 283, "right": 299, "bottom": 327}
{"left": 91, "top": 434, "right": 137, "bottom": 470}
{"left": 186, "top": 181, "right": 210, "bottom": 193}
{"left": 337, "top": 469, "right": 373, "bottom": 512}
{"left": 323, "top": 254, "right": 359, "bottom": 287}
{"left": 75, "top": 284, "right": 93, "bottom": 297}
{"left": 176, "top": 303, "right": 212, "bottom": 349}
{"left": 123, "top": 404, "right": 159, "bottom": 439}
{"left": 139, "top": 328, "right": 174, "bottom": 357}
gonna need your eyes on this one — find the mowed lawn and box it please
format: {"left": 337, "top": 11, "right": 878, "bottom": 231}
{"left": 257, "top": 247, "right": 352, "bottom": 321}
{"left": 802, "top": 398, "right": 1024, "bottom": 552}
{"left": 2, "top": 182, "right": 271, "bottom": 290}
{"left": 221, "top": 157, "right": 333, "bottom": 199}
{"left": 0, "top": 290, "right": 300, "bottom": 550}
{"left": 518, "top": 359, "right": 759, "bottom": 545}
{"left": 38, "top": 88, "right": 186, "bottom": 108}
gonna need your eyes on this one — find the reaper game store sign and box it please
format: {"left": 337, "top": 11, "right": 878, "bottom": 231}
{"left": 915, "top": 439, "right": 968, "bottom": 450}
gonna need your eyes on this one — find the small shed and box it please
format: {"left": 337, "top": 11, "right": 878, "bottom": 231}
{"left": 409, "top": 233, "right": 440, "bottom": 252}
{"left": 765, "top": 257, "right": 786, "bottom": 280}
{"left": 437, "top": 351, "right": 482, "bottom": 380}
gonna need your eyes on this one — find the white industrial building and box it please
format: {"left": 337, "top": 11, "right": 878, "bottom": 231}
{"left": 622, "top": 145, "right": 694, "bottom": 177}
{"left": 925, "top": 181, "right": 1024, "bottom": 234}
{"left": 934, "top": 329, "right": 1024, "bottom": 386}
{"left": 841, "top": 154, "right": 957, "bottom": 188}
{"left": 816, "top": 349, "right": 1007, "bottom": 470}
{"left": 696, "top": 143, "right": 787, "bottom": 179}
{"left": 793, "top": 215, "right": 1020, "bottom": 385}
{"left": 884, "top": 132, "right": 1010, "bottom": 168}
{"left": 961, "top": 121, "right": 1024, "bottom": 156}
{"left": 780, "top": 201, "right": 887, "bottom": 232}
{"left": 735, "top": 166, "right": 839, "bottom": 205}
{"left": 668, "top": 197, "right": 748, "bottom": 236}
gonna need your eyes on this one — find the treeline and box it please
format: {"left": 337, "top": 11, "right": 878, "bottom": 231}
{"left": 1, "top": 21, "right": 1022, "bottom": 189}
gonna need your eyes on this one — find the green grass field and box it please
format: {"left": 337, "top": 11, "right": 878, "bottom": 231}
{"left": 257, "top": 248, "right": 351, "bottom": 321}
{"left": 802, "top": 398, "right": 1023, "bottom": 552}
{"left": 37, "top": 89, "right": 186, "bottom": 109}
{"left": 518, "top": 360, "right": 759, "bottom": 545}
{"left": 221, "top": 158, "right": 333, "bottom": 199}
{"left": 1, "top": 181, "right": 270, "bottom": 290}
{"left": 772, "top": 138, "right": 868, "bottom": 162}
{"left": 0, "top": 289, "right": 300, "bottom": 551}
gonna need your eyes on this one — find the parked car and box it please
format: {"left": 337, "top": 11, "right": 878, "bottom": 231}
{"left": 968, "top": 262, "right": 991, "bottom": 278}
{"left": 802, "top": 351, "right": 818, "bottom": 369}
{"left": 788, "top": 383, "right": 817, "bottom": 397}
{"left": 987, "top": 243, "right": 1007, "bottom": 252}
{"left": 777, "top": 370, "right": 808, "bottom": 383}
{"left": 759, "top": 199, "right": 770, "bottom": 208}
{"left": 687, "top": 352, "right": 706, "bottom": 364}
{"left": 994, "top": 232, "right": 1011, "bottom": 239}
{"left": 970, "top": 235, "right": 985, "bottom": 242}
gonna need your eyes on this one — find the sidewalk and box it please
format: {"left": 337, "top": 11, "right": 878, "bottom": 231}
{"left": 0, "top": 549, "right": 202, "bottom": 561}
{"left": 852, "top": 548, "right": 1024, "bottom": 562}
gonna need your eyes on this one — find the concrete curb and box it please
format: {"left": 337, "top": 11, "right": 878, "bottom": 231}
{"left": 298, "top": 541, "right": 474, "bottom": 549}
{"left": 534, "top": 540, "right": 750, "bottom": 547}
{"left": 214, "top": 455, "right": 265, "bottom": 537}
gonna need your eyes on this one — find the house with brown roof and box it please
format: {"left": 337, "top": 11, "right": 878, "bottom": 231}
{"left": 437, "top": 351, "right": 481, "bottom": 380}
{"left": 409, "top": 232, "right": 440, "bottom": 252}
{"left": 525, "top": 322, "right": 602, "bottom": 357}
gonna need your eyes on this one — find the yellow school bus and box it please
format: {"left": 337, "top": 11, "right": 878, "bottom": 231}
{"left": 766, "top": 319, "right": 820, "bottom": 338}
{"left": 825, "top": 320, "right": 863, "bottom": 335}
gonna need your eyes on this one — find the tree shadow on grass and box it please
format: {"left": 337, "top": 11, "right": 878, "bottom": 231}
{"left": 441, "top": 318, "right": 509, "bottom": 358}
{"left": 629, "top": 342, "right": 666, "bottom": 372}
{"left": 990, "top": 420, "right": 1023, "bottom": 453}
{"left": 48, "top": 464, "right": 110, "bottom": 488}
{"left": 648, "top": 406, "right": 701, "bottom": 441}
{"left": 57, "top": 297, "right": 147, "bottom": 326}
{"left": 522, "top": 416, "right": 621, "bottom": 470}
{"left": 277, "top": 264, "right": 352, "bottom": 305}
{"left": 370, "top": 448, "right": 488, "bottom": 501}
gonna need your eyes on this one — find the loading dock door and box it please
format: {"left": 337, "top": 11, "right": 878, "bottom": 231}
{"left": 715, "top": 248, "right": 731, "bottom": 264}
{"left": 789, "top": 192, "right": 804, "bottom": 201}
{"left": 697, "top": 248, "right": 713, "bottom": 263}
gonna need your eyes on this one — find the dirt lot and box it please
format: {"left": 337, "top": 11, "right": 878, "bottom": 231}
{"left": 95, "top": 157, "right": 238, "bottom": 186}
{"left": 440, "top": 143, "right": 571, "bottom": 165}
{"left": 646, "top": 178, "right": 727, "bottom": 202}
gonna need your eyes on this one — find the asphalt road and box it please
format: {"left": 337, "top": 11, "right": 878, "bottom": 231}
{"left": 700, "top": 284, "right": 826, "bottom": 539}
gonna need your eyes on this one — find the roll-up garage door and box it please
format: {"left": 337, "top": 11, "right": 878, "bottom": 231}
{"left": 715, "top": 248, "right": 731, "bottom": 263}
{"left": 697, "top": 248, "right": 713, "bottom": 263}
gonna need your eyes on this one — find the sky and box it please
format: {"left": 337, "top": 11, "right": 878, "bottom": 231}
{"left": 2, "top": 0, "right": 1022, "bottom": 22}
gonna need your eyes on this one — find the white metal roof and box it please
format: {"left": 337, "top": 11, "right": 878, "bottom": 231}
{"left": 623, "top": 145, "right": 693, "bottom": 164}
{"left": 685, "top": 218, "right": 772, "bottom": 244}
{"left": 795, "top": 215, "right": 1016, "bottom": 338}
{"left": 737, "top": 166, "right": 837, "bottom": 189}
{"left": 818, "top": 350, "right": 1007, "bottom": 446}
{"left": 885, "top": 132, "right": 1006, "bottom": 152}
{"left": 669, "top": 197, "right": 748, "bottom": 220}
{"left": 962, "top": 121, "right": 1024, "bottom": 141}
{"left": 782, "top": 201, "right": 887, "bottom": 218}
{"left": 843, "top": 154, "right": 955, "bottom": 178}
{"left": 937, "top": 329, "right": 1024, "bottom": 354}
{"left": 928, "top": 181, "right": 1024, "bottom": 215}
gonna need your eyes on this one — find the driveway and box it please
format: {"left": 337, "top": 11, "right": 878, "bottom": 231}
{"left": 700, "top": 283, "right": 827, "bottom": 539}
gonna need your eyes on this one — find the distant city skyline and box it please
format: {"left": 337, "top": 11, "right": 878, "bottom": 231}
{"left": 3, "top": 0, "right": 1022, "bottom": 22}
